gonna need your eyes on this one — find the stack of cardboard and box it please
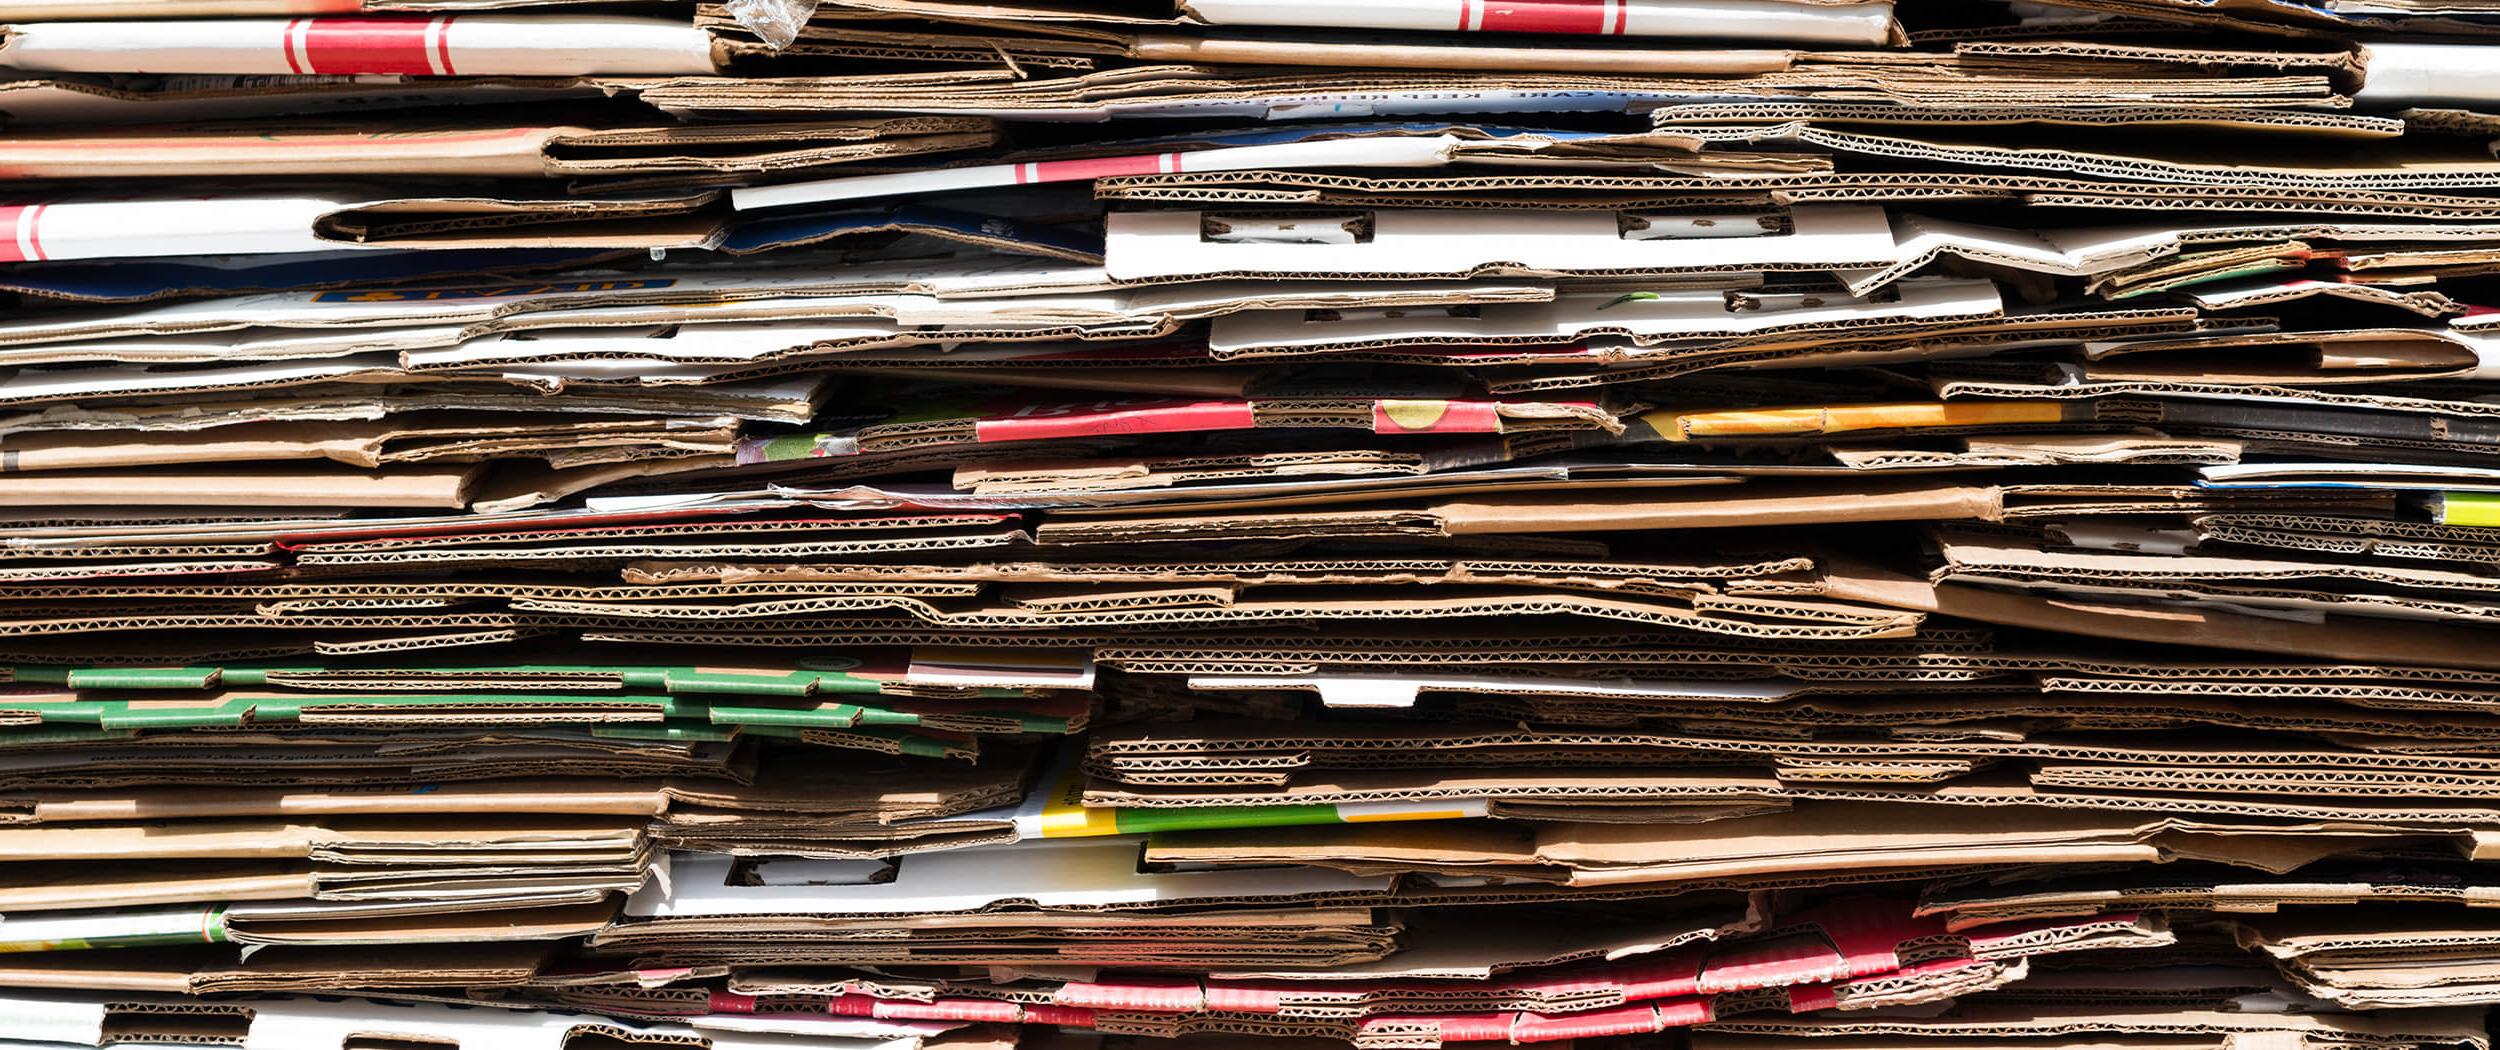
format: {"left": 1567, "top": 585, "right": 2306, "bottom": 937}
{"left": 6, "top": 0, "right": 2500, "bottom": 1047}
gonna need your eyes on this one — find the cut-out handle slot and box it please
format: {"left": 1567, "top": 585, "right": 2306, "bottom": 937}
{"left": 1724, "top": 286, "right": 1901, "bottom": 313}
{"left": 1619, "top": 211, "right": 1793, "bottom": 241}
{"left": 1200, "top": 212, "right": 1375, "bottom": 245}
{"left": 1303, "top": 305, "right": 1482, "bottom": 323}
{"left": 739, "top": 856, "right": 899, "bottom": 887}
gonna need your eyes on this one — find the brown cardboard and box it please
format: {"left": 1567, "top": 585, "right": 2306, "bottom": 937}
{"left": 0, "top": 942, "right": 549, "bottom": 993}
{"left": 0, "top": 465, "right": 482, "bottom": 509}
{"left": 1921, "top": 859, "right": 2500, "bottom": 926}
{"left": 0, "top": 861, "right": 321, "bottom": 912}
{"left": 1035, "top": 481, "right": 2008, "bottom": 545}
{"left": 0, "top": 416, "right": 741, "bottom": 472}
{"left": 0, "top": 815, "right": 644, "bottom": 862}
{"left": 1674, "top": 121, "right": 2500, "bottom": 191}
{"left": 0, "top": 779, "right": 669, "bottom": 824}
{"left": 1530, "top": 802, "right": 2426, "bottom": 886}
{"left": 1820, "top": 556, "right": 2500, "bottom": 670}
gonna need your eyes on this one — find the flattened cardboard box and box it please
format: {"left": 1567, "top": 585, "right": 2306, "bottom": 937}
{"left": 0, "top": 814, "right": 644, "bottom": 862}
{"left": 1918, "top": 858, "right": 2500, "bottom": 927}
{"left": 0, "top": 415, "right": 742, "bottom": 473}
{"left": 0, "top": 73, "right": 608, "bottom": 127}
{"left": 1820, "top": 556, "right": 2500, "bottom": 670}
{"left": 0, "top": 115, "right": 998, "bottom": 179}
{"left": 0, "top": 896, "right": 617, "bottom": 953}
{"left": 627, "top": 553, "right": 1815, "bottom": 603}
{"left": 0, "top": 643, "right": 1089, "bottom": 695}
{"left": 1033, "top": 479, "right": 2014, "bottom": 545}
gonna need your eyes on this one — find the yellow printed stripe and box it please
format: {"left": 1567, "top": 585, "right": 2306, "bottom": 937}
{"left": 1652, "top": 401, "right": 2068, "bottom": 441}
{"left": 1342, "top": 808, "right": 1472, "bottom": 823}
{"left": 1032, "top": 756, "right": 1120, "bottom": 837}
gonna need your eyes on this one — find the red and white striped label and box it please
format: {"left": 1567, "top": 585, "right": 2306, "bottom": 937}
{"left": 281, "top": 15, "right": 459, "bottom": 75}
{"left": 0, "top": 204, "right": 53, "bottom": 264}
{"left": 1011, "top": 152, "right": 1185, "bottom": 184}
{"left": 1458, "top": 0, "right": 1630, "bottom": 34}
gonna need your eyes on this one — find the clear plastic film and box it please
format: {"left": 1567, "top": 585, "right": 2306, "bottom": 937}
{"left": 721, "top": 0, "right": 814, "bottom": 50}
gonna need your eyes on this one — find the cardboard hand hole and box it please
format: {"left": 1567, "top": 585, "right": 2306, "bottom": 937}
{"left": 344, "top": 1038, "right": 463, "bottom": 1050}
{"left": 1618, "top": 211, "right": 1794, "bottom": 241}
{"left": 1200, "top": 213, "right": 1374, "bottom": 245}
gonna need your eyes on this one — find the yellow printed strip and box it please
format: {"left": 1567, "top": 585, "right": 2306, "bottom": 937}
{"left": 1652, "top": 401, "right": 2069, "bottom": 441}
{"left": 1032, "top": 757, "right": 1121, "bottom": 837}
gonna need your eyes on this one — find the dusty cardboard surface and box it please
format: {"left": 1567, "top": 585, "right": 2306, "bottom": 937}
{"left": 12, "top": 4, "right": 2500, "bottom": 1050}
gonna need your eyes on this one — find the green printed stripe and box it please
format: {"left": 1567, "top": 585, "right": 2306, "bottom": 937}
{"left": 1117, "top": 803, "right": 1341, "bottom": 835}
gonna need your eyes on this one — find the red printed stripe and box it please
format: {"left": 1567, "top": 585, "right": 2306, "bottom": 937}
{"left": 1024, "top": 1005, "right": 1097, "bottom": 1026}
{"left": 975, "top": 400, "right": 1257, "bottom": 442}
{"left": 19, "top": 203, "right": 44, "bottom": 263}
{"left": 1477, "top": 0, "right": 1617, "bottom": 34}
{"left": 290, "top": 16, "right": 456, "bottom": 75}
{"left": 435, "top": 15, "right": 458, "bottom": 75}
{"left": 0, "top": 204, "right": 47, "bottom": 264}
{"left": 1019, "top": 153, "right": 1177, "bottom": 183}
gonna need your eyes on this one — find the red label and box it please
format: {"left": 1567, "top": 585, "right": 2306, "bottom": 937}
{"left": 1019, "top": 153, "right": 1177, "bottom": 183}
{"left": 285, "top": 16, "right": 456, "bottom": 75}
{"left": 1785, "top": 984, "right": 1840, "bottom": 1013}
{"left": 881, "top": 996, "right": 1027, "bottom": 1023}
{"left": 0, "top": 204, "right": 47, "bottom": 263}
{"left": 1464, "top": 0, "right": 1624, "bottom": 33}
{"left": 1513, "top": 1002, "right": 1674, "bottom": 1041}
{"left": 1695, "top": 935, "right": 1846, "bottom": 994}
{"left": 1023, "top": 1005, "right": 1098, "bottom": 1026}
{"left": 975, "top": 399, "right": 1257, "bottom": 442}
